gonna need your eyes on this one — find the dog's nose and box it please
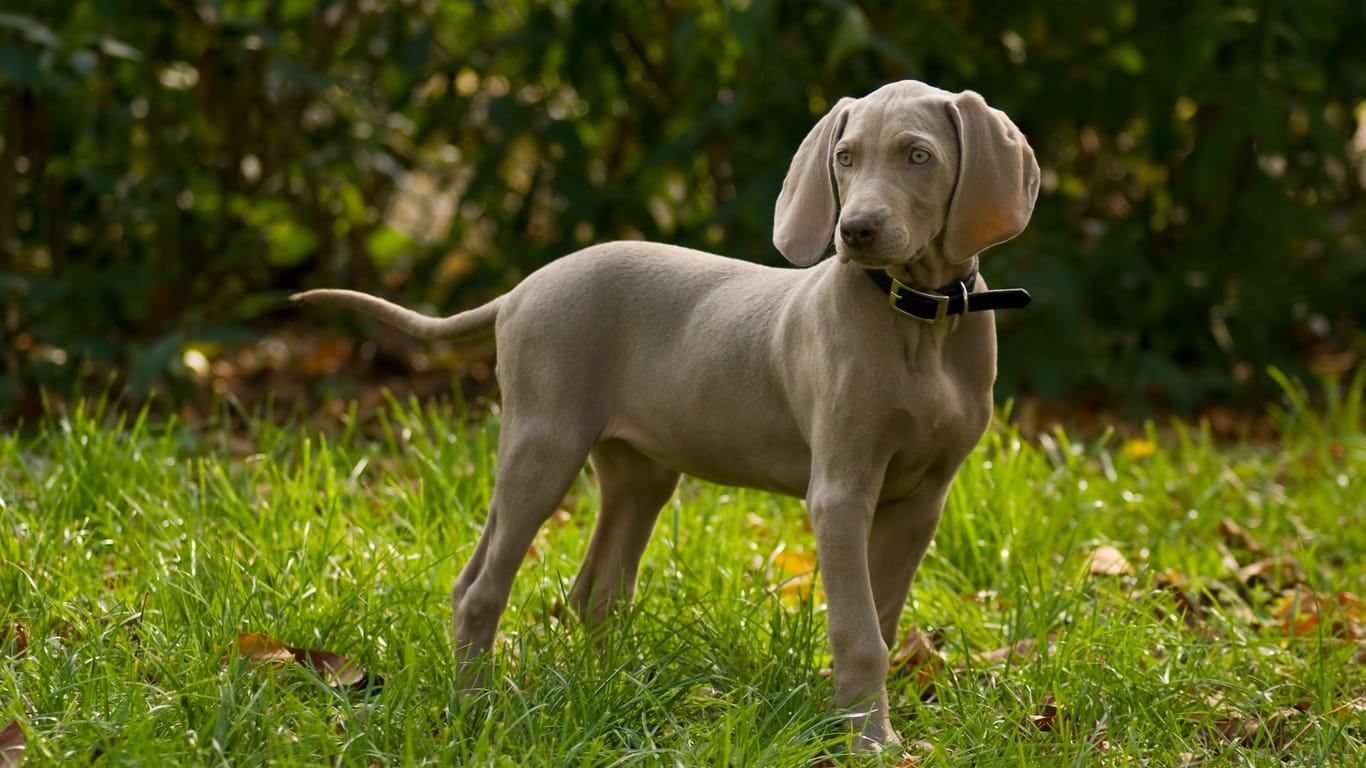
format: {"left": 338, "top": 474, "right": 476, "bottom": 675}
{"left": 840, "top": 212, "right": 881, "bottom": 249}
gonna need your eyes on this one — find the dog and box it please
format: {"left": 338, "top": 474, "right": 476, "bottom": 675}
{"left": 294, "top": 79, "right": 1039, "bottom": 749}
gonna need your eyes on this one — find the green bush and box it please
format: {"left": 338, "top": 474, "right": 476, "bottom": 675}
{"left": 1, "top": 0, "right": 1363, "bottom": 417}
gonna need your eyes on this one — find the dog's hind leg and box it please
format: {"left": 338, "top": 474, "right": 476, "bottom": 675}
{"left": 867, "top": 484, "right": 947, "bottom": 649}
{"left": 569, "top": 439, "right": 680, "bottom": 628}
{"left": 451, "top": 416, "right": 595, "bottom": 682}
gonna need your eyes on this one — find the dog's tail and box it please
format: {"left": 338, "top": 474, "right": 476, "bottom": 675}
{"left": 291, "top": 289, "right": 503, "bottom": 342}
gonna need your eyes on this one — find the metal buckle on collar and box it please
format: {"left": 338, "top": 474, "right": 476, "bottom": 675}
{"left": 888, "top": 278, "right": 949, "bottom": 324}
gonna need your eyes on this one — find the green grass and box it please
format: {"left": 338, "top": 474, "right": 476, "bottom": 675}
{"left": 2, "top": 383, "right": 1364, "bottom": 766}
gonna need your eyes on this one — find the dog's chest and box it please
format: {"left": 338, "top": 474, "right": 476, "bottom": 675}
{"left": 879, "top": 365, "right": 992, "bottom": 500}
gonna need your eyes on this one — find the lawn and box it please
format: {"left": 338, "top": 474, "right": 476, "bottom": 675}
{"left": 2, "top": 379, "right": 1364, "bottom": 766}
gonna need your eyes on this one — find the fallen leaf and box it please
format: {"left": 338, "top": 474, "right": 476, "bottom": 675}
{"left": 1120, "top": 438, "right": 1156, "bottom": 461}
{"left": 1336, "top": 591, "right": 1366, "bottom": 632}
{"left": 0, "top": 720, "right": 23, "bottom": 768}
{"left": 1328, "top": 697, "right": 1366, "bottom": 721}
{"left": 769, "top": 546, "right": 821, "bottom": 603}
{"left": 1087, "top": 544, "right": 1132, "bottom": 576}
{"left": 1236, "top": 556, "right": 1305, "bottom": 592}
{"left": 1274, "top": 589, "right": 1363, "bottom": 639}
{"left": 1218, "top": 517, "right": 1264, "bottom": 554}
{"left": 1022, "top": 693, "right": 1060, "bottom": 733}
{"left": 234, "top": 632, "right": 295, "bottom": 664}
{"left": 959, "top": 635, "right": 1054, "bottom": 669}
{"left": 231, "top": 632, "right": 377, "bottom": 690}
{"left": 299, "top": 338, "right": 354, "bottom": 376}
{"left": 1, "top": 623, "right": 25, "bottom": 658}
{"left": 770, "top": 548, "right": 817, "bottom": 577}
{"left": 1149, "top": 569, "right": 1206, "bottom": 628}
{"left": 291, "top": 647, "right": 369, "bottom": 688}
{"left": 891, "top": 627, "right": 942, "bottom": 699}
{"left": 1195, "top": 708, "right": 1299, "bottom": 750}
{"left": 891, "top": 626, "right": 940, "bottom": 669}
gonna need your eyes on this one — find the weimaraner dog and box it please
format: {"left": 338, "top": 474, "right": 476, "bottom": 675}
{"left": 295, "top": 79, "right": 1038, "bottom": 750}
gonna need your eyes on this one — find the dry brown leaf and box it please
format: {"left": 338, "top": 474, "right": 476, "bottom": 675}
{"left": 1328, "top": 697, "right": 1366, "bottom": 720}
{"left": 1276, "top": 589, "right": 1323, "bottom": 638}
{"left": 292, "top": 647, "right": 368, "bottom": 688}
{"left": 0, "top": 720, "right": 24, "bottom": 768}
{"left": 890, "top": 627, "right": 943, "bottom": 699}
{"left": 1195, "top": 708, "right": 1300, "bottom": 750}
{"left": 1274, "top": 589, "right": 1363, "bottom": 639}
{"left": 234, "top": 632, "right": 295, "bottom": 664}
{"left": 1149, "top": 569, "right": 1206, "bottom": 628}
{"left": 891, "top": 626, "right": 940, "bottom": 669}
{"left": 299, "top": 338, "right": 354, "bottom": 376}
{"left": 1214, "top": 543, "right": 1243, "bottom": 577}
{"left": 1, "top": 623, "right": 25, "bottom": 659}
{"left": 1022, "top": 693, "right": 1060, "bottom": 733}
{"left": 1087, "top": 545, "right": 1132, "bottom": 576}
{"left": 1236, "top": 555, "right": 1306, "bottom": 592}
{"left": 1218, "top": 517, "right": 1264, "bottom": 554}
{"left": 959, "top": 635, "right": 1054, "bottom": 669}
{"left": 973, "top": 637, "right": 1037, "bottom": 666}
{"left": 232, "top": 632, "right": 376, "bottom": 690}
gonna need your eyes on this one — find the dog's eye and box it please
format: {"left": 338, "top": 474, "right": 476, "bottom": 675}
{"left": 910, "top": 148, "right": 931, "bottom": 165}
{"left": 835, "top": 150, "right": 853, "bottom": 168}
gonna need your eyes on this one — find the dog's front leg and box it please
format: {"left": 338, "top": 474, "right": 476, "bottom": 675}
{"left": 808, "top": 479, "right": 902, "bottom": 751}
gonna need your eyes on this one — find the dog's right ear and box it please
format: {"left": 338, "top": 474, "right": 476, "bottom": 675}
{"left": 773, "top": 97, "right": 856, "bottom": 267}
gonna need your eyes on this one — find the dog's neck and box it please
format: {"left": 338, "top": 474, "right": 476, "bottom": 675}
{"left": 882, "top": 255, "right": 978, "bottom": 293}
{"left": 858, "top": 252, "right": 1032, "bottom": 323}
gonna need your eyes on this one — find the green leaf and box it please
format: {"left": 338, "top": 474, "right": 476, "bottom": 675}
{"left": 0, "top": 11, "right": 61, "bottom": 49}
{"left": 265, "top": 219, "right": 319, "bottom": 268}
{"left": 96, "top": 35, "right": 142, "bottom": 61}
{"left": 365, "top": 224, "right": 413, "bottom": 268}
{"left": 824, "top": 3, "right": 870, "bottom": 73}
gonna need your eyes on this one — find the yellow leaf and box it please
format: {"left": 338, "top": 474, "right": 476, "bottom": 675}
{"left": 769, "top": 547, "right": 821, "bottom": 604}
{"left": 1121, "top": 438, "right": 1156, "bottom": 461}
{"left": 234, "top": 632, "right": 294, "bottom": 664}
{"left": 771, "top": 548, "right": 817, "bottom": 578}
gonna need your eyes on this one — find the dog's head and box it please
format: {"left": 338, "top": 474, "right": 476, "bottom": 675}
{"left": 773, "top": 80, "right": 1039, "bottom": 269}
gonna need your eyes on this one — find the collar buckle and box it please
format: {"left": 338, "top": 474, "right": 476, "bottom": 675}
{"left": 887, "top": 278, "right": 949, "bottom": 324}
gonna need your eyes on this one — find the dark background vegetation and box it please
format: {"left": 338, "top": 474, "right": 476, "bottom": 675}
{"left": 2, "top": 0, "right": 1364, "bottom": 426}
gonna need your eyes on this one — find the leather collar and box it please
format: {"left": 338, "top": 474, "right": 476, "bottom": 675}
{"left": 864, "top": 260, "right": 1031, "bottom": 324}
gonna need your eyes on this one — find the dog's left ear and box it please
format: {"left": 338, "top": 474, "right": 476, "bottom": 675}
{"left": 773, "top": 97, "right": 856, "bottom": 267}
{"left": 943, "top": 91, "right": 1040, "bottom": 264}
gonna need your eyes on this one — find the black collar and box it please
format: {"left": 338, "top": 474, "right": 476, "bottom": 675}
{"left": 864, "top": 260, "right": 1031, "bottom": 323}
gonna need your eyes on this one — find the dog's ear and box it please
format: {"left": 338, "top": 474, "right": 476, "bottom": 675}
{"left": 773, "top": 97, "right": 856, "bottom": 267}
{"left": 943, "top": 91, "right": 1040, "bottom": 264}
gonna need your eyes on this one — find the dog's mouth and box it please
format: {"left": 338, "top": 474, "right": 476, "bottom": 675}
{"left": 838, "top": 245, "right": 919, "bottom": 271}
{"left": 848, "top": 256, "right": 913, "bottom": 270}
{"left": 834, "top": 228, "right": 919, "bottom": 270}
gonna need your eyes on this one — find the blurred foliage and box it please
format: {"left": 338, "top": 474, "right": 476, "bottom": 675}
{"left": 1, "top": 0, "right": 1363, "bottom": 420}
